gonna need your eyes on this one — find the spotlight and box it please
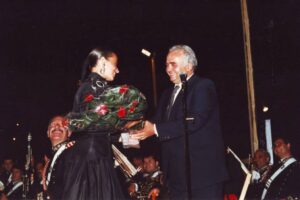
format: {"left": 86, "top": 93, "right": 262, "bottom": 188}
{"left": 263, "top": 106, "right": 269, "bottom": 112}
{"left": 141, "top": 49, "right": 151, "bottom": 57}
{"left": 140, "top": 48, "right": 157, "bottom": 107}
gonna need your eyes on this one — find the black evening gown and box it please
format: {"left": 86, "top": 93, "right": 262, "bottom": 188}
{"left": 60, "top": 73, "right": 124, "bottom": 200}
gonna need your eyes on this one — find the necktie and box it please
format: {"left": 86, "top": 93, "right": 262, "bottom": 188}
{"left": 165, "top": 85, "right": 180, "bottom": 120}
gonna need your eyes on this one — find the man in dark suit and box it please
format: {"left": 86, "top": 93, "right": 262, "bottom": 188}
{"left": 132, "top": 45, "right": 228, "bottom": 199}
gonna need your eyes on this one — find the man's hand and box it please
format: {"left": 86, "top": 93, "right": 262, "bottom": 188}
{"left": 130, "top": 121, "right": 155, "bottom": 140}
{"left": 148, "top": 188, "right": 160, "bottom": 199}
{"left": 0, "top": 193, "right": 8, "bottom": 200}
{"left": 128, "top": 183, "right": 137, "bottom": 197}
{"left": 42, "top": 158, "right": 50, "bottom": 191}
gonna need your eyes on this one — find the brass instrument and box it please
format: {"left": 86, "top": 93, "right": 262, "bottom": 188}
{"left": 112, "top": 144, "right": 140, "bottom": 178}
{"left": 22, "top": 132, "right": 34, "bottom": 199}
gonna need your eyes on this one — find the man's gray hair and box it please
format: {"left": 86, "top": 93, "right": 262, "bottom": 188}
{"left": 169, "top": 45, "right": 198, "bottom": 70}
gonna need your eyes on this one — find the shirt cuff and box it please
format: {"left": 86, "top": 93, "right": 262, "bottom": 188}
{"left": 153, "top": 124, "right": 159, "bottom": 137}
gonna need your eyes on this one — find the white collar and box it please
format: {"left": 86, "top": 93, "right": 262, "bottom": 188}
{"left": 280, "top": 156, "right": 293, "bottom": 163}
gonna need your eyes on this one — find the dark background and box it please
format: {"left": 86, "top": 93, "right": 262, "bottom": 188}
{"left": 1, "top": 0, "right": 300, "bottom": 163}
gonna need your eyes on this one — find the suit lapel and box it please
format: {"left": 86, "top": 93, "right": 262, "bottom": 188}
{"left": 161, "top": 75, "right": 200, "bottom": 121}
{"left": 162, "top": 88, "right": 175, "bottom": 120}
{"left": 172, "top": 74, "right": 198, "bottom": 109}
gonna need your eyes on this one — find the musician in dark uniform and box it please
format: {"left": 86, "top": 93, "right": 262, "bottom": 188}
{"left": 43, "top": 115, "right": 72, "bottom": 200}
{"left": 128, "top": 154, "right": 167, "bottom": 200}
{"left": 246, "top": 149, "right": 272, "bottom": 199}
{"left": 3, "top": 165, "right": 23, "bottom": 200}
{"left": 29, "top": 161, "right": 45, "bottom": 198}
{"left": 0, "top": 158, "right": 14, "bottom": 187}
{"left": 262, "top": 137, "right": 300, "bottom": 199}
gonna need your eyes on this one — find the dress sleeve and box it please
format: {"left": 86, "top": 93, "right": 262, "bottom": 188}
{"left": 67, "top": 82, "right": 112, "bottom": 132}
{"left": 72, "top": 82, "right": 92, "bottom": 113}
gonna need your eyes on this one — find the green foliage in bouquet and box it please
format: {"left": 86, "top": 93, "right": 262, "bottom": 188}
{"left": 67, "top": 85, "right": 147, "bottom": 132}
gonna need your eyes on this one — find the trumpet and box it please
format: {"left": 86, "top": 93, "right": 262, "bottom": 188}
{"left": 112, "top": 144, "right": 140, "bottom": 178}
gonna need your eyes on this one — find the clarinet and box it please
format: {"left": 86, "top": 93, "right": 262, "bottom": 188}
{"left": 22, "top": 132, "right": 33, "bottom": 199}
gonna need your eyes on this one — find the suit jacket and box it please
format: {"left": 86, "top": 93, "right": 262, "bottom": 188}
{"left": 154, "top": 75, "right": 228, "bottom": 191}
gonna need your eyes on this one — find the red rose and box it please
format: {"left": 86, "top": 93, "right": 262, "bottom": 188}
{"left": 117, "top": 107, "right": 126, "bottom": 118}
{"left": 132, "top": 100, "right": 138, "bottom": 106}
{"left": 62, "top": 119, "right": 69, "bottom": 127}
{"left": 129, "top": 107, "right": 135, "bottom": 113}
{"left": 95, "top": 104, "right": 108, "bottom": 115}
{"left": 84, "top": 94, "right": 94, "bottom": 102}
{"left": 129, "top": 100, "right": 138, "bottom": 113}
{"left": 119, "top": 85, "right": 129, "bottom": 94}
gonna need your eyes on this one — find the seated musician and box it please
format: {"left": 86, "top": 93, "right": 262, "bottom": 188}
{"left": 2, "top": 165, "right": 23, "bottom": 200}
{"left": 128, "top": 154, "right": 168, "bottom": 200}
{"left": 42, "top": 115, "right": 74, "bottom": 200}
{"left": 261, "top": 137, "right": 300, "bottom": 199}
{"left": 246, "top": 148, "right": 272, "bottom": 199}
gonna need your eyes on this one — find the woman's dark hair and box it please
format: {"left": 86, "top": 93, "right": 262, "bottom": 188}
{"left": 81, "top": 48, "right": 115, "bottom": 81}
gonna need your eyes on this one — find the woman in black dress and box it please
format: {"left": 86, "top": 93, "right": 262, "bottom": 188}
{"left": 61, "top": 48, "right": 124, "bottom": 199}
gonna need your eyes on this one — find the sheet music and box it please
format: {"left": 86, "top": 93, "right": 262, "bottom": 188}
{"left": 227, "top": 147, "right": 250, "bottom": 175}
{"left": 227, "top": 147, "right": 252, "bottom": 200}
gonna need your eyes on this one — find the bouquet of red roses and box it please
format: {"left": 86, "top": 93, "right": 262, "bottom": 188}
{"left": 67, "top": 85, "right": 147, "bottom": 132}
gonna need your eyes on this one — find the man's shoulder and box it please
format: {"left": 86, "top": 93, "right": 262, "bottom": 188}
{"left": 194, "top": 76, "right": 214, "bottom": 85}
{"left": 272, "top": 159, "right": 300, "bottom": 179}
{"left": 190, "top": 75, "right": 216, "bottom": 90}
